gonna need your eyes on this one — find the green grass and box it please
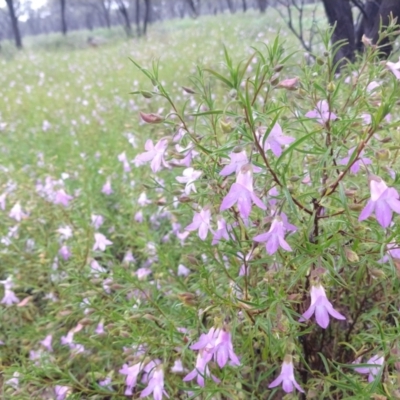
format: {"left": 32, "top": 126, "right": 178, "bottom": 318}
{"left": 0, "top": 10, "right": 297, "bottom": 399}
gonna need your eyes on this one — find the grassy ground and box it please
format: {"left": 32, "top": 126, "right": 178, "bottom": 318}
{"left": 0, "top": 7, "right": 341, "bottom": 400}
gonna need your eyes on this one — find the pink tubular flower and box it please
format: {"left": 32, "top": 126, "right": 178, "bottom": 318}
{"left": 253, "top": 215, "right": 296, "bottom": 255}
{"left": 0, "top": 276, "right": 19, "bottom": 306}
{"left": 176, "top": 168, "right": 202, "bottom": 195}
{"left": 354, "top": 354, "right": 384, "bottom": 382}
{"left": 387, "top": 57, "right": 400, "bottom": 79}
{"left": 359, "top": 175, "right": 400, "bottom": 228}
{"left": 134, "top": 139, "right": 169, "bottom": 173}
{"left": 268, "top": 356, "right": 304, "bottom": 393}
{"left": 53, "top": 189, "right": 73, "bottom": 207}
{"left": 213, "top": 329, "right": 240, "bottom": 368}
{"left": 119, "top": 362, "right": 144, "bottom": 396}
{"left": 306, "top": 100, "right": 337, "bottom": 125}
{"left": 55, "top": 385, "right": 70, "bottom": 400}
{"left": 140, "top": 364, "right": 169, "bottom": 400}
{"left": 183, "top": 350, "right": 220, "bottom": 387}
{"left": 338, "top": 147, "right": 372, "bottom": 174}
{"left": 40, "top": 335, "right": 53, "bottom": 352}
{"left": 211, "top": 216, "right": 231, "bottom": 245}
{"left": 58, "top": 245, "right": 71, "bottom": 261}
{"left": 257, "top": 123, "right": 295, "bottom": 157}
{"left": 300, "top": 284, "right": 346, "bottom": 329}
{"left": 101, "top": 179, "right": 113, "bottom": 195}
{"left": 93, "top": 233, "right": 113, "bottom": 251}
{"left": 185, "top": 208, "right": 212, "bottom": 240}
{"left": 220, "top": 164, "right": 266, "bottom": 219}
{"left": 9, "top": 202, "right": 27, "bottom": 221}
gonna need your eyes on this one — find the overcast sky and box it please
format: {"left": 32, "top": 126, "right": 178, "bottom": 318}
{"left": 0, "top": 0, "right": 48, "bottom": 9}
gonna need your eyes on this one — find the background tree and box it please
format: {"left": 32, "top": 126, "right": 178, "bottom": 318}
{"left": 143, "top": 0, "right": 151, "bottom": 35}
{"left": 5, "top": 0, "right": 22, "bottom": 48}
{"left": 60, "top": 0, "right": 67, "bottom": 35}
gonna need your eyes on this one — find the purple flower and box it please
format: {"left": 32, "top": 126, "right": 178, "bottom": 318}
{"left": 134, "top": 138, "right": 169, "bottom": 173}
{"left": 359, "top": 175, "right": 400, "bottom": 228}
{"left": 101, "top": 179, "right": 113, "bottom": 195}
{"left": 0, "top": 277, "right": 19, "bottom": 306}
{"left": 268, "top": 356, "right": 304, "bottom": 393}
{"left": 55, "top": 386, "right": 70, "bottom": 400}
{"left": 58, "top": 245, "right": 71, "bottom": 261}
{"left": 119, "top": 362, "right": 144, "bottom": 396}
{"left": 253, "top": 215, "right": 295, "bottom": 255}
{"left": 220, "top": 164, "right": 266, "bottom": 219}
{"left": 257, "top": 123, "right": 295, "bottom": 157}
{"left": 354, "top": 354, "right": 384, "bottom": 382}
{"left": 9, "top": 202, "right": 27, "bottom": 221}
{"left": 299, "top": 284, "right": 346, "bottom": 329}
{"left": 140, "top": 365, "right": 168, "bottom": 400}
{"left": 54, "top": 189, "right": 73, "bottom": 207}
{"left": 176, "top": 168, "right": 202, "bottom": 195}
{"left": 95, "top": 322, "right": 105, "bottom": 335}
{"left": 185, "top": 208, "right": 212, "bottom": 240}
{"left": 219, "top": 150, "right": 261, "bottom": 176}
{"left": 378, "top": 241, "right": 400, "bottom": 264}
{"left": 338, "top": 147, "right": 372, "bottom": 174}
{"left": 213, "top": 329, "right": 240, "bottom": 368}
{"left": 40, "top": 334, "right": 53, "bottom": 352}
{"left": 387, "top": 58, "right": 400, "bottom": 79}
{"left": 93, "top": 233, "right": 113, "bottom": 251}
{"left": 118, "top": 151, "right": 131, "bottom": 172}
{"left": 183, "top": 350, "right": 220, "bottom": 387}
{"left": 91, "top": 214, "right": 104, "bottom": 229}
{"left": 212, "top": 216, "right": 231, "bottom": 245}
{"left": 306, "top": 100, "right": 337, "bottom": 124}
{"left": 57, "top": 225, "right": 73, "bottom": 240}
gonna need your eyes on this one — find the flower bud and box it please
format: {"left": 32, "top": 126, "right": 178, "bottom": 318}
{"left": 349, "top": 203, "right": 364, "bottom": 211}
{"left": 178, "top": 195, "right": 192, "bottom": 203}
{"left": 276, "top": 77, "right": 299, "bottom": 90}
{"left": 361, "top": 34, "right": 373, "bottom": 47}
{"left": 316, "top": 57, "right": 324, "bottom": 65}
{"left": 220, "top": 120, "right": 234, "bottom": 133}
{"left": 274, "top": 64, "right": 284, "bottom": 72}
{"left": 369, "top": 268, "right": 386, "bottom": 279}
{"left": 345, "top": 247, "right": 359, "bottom": 263}
{"left": 327, "top": 81, "right": 336, "bottom": 92}
{"left": 140, "top": 90, "right": 153, "bottom": 99}
{"left": 233, "top": 145, "right": 244, "bottom": 153}
{"left": 375, "top": 149, "right": 390, "bottom": 160}
{"left": 270, "top": 73, "right": 280, "bottom": 86}
{"left": 229, "top": 89, "right": 237, "bottom": 98}
{"left": 182, "top": 86, "right": 196, "bottom": 94}
{"left": 289, "top": 176, "right": 300, "bottom": 182}
{"left": 139, "top": 112, "right": 164, "bottom": 124}
{"left": 344, "top": 188, "right": 357, "bottom": 197}
{"left": 178, "top": 293, "right": 197, "bottom": 306}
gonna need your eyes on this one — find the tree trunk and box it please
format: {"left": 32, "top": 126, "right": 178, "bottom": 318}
{"left": 257, "top": 0, "right": 268, "bottom": 13}
{"left": 242, "top": 0, "right": 247, "bottom": 12}
{"left": 186, "top": 0, "right": 198, "bottom": 16}
{"left": 5, "top": 0, "right": 22, "bottom": 48}
{"left": 60, "top": 0, "right": 67, "bottom": 35}
{"left": 143, "top": 0, "right": 150, "bottom": 35}
{"left": 100, "top": 0, "right": 111, "bottom": 29}
{"left": 136, "top": 0, "right": 141, "bottom": 36}
{"left": 322, "top": 0, "right": 355, "bottom": 66}
{"left": 355, "top": 0, "right": 382, "bottom": 52}
{"left": 117, "top": 0, "right": 132, "bottom": 37}
{"left": 226, "top": 0, "right": 236, "bottom": 13}
{"left": 368, "top": 0, "right": 400, "bottom": 57}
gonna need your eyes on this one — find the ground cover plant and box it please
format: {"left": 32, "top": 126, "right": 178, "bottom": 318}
{"left": 1, "top": 8, "right": 400, "bottom": 400}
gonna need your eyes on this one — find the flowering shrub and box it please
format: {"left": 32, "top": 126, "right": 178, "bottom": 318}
{"left": 126, "top": 32, "right": 400, "bottom": 398}
{"left": 1, "top": 21, "right": 400, "bottom": 399}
